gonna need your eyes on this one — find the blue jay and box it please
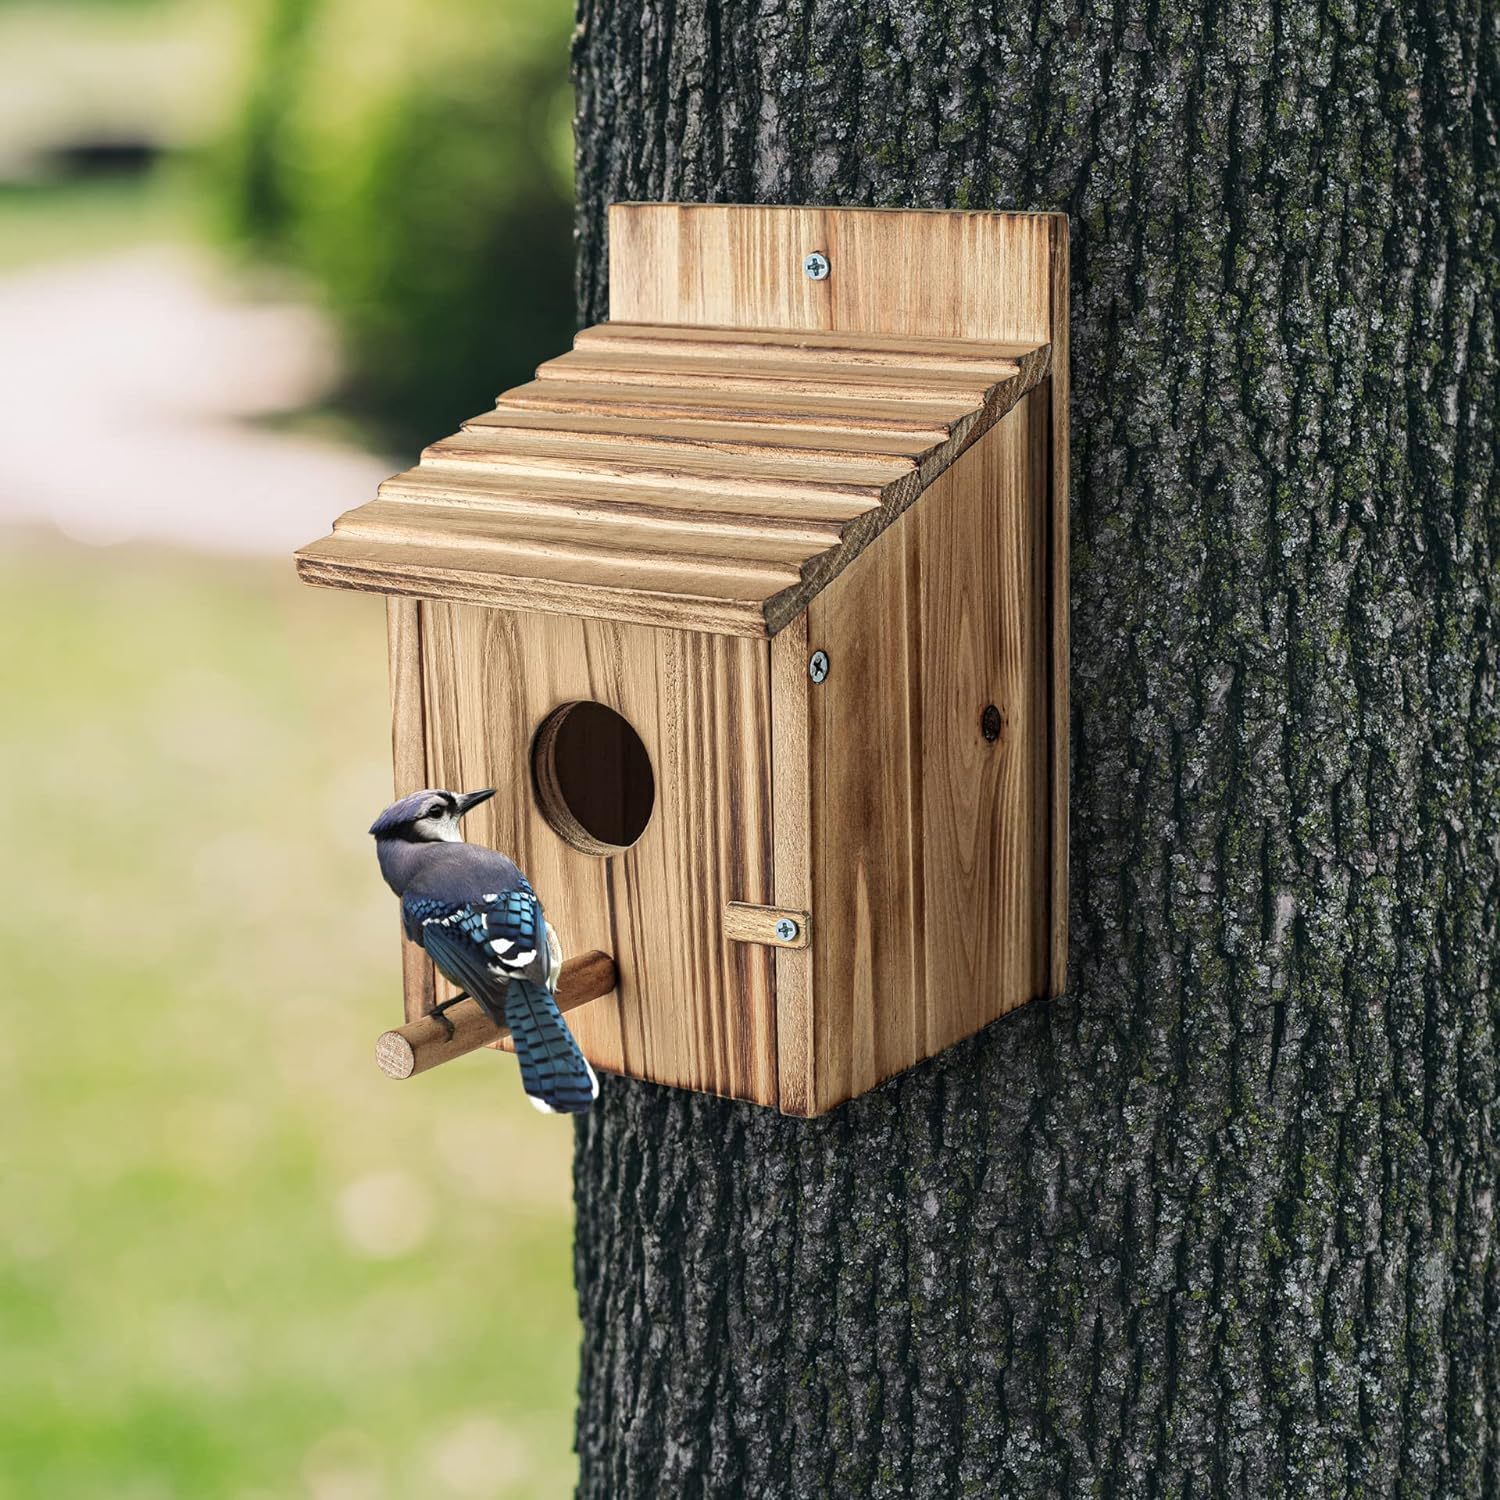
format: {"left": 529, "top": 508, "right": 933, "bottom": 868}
{"left": 369, "top": 788, "right": 598, "bottom": 1114}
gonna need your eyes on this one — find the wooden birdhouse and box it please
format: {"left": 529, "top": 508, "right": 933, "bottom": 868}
{"left": 297, "top": 203, "right": 1069, "bottom": 1117}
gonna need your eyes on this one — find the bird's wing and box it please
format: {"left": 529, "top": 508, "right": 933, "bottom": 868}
{"left": 403, "top": 882, "right": 547, "bottom": 977}
{"left": 404, "top": 886, "right": 597, "bottom": 1114}
{"left": 402, "top": 892, "right": 512, "bottom": 1026}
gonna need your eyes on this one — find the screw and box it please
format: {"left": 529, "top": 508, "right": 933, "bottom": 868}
{"left": 775, "top": 917, "right": 800, "bottom": 943}
{"left": 981, "top": 704, "right": 1002, "bottom": 742}
{"left": 803, "top": 251, "right": 830, "bottom": 281}
{"left": 808, "top": 650, "right": 829, "bottom": 683}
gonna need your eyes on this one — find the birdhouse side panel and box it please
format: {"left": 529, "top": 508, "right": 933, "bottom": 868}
{"left": 803, "top": 386, "right": 1060, "bottom": 1113}
{"left": 390, "top": 600, "right": 780, "bottom": 1106}
{"left": 768, "top": 615, "right": 815, "bottom": 1116}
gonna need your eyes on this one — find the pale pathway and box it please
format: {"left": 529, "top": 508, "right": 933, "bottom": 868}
{"left": 0, "top": 246, "right": 393, "bottom": 555}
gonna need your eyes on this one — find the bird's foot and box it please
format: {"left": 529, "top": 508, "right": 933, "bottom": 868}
{"left": 423, "top": 991, "right": 469, "bottom": 1041}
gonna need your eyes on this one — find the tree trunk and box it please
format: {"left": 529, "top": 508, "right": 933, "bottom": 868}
{"left": 568, "top": 1, "right": 1499, "bottom": 1493}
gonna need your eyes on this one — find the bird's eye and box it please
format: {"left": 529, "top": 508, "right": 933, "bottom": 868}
{"left": 427, "top": 804, "right": 448, "bottom": 819}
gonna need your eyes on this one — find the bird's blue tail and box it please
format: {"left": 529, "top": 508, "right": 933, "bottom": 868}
{"left": 504, "top": 979, "right": 598, "bottom": 1114}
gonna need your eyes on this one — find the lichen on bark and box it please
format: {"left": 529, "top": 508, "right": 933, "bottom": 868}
{"left": 569, "top": 0, "right": 1500, "bottom": 1494}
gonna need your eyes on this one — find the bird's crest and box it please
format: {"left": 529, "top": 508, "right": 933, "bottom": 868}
{"left": 369, "top": 787, "right": 494, "bottom": 840}
{"left": 369, "top": 789, "right": 450, "bottom": 837}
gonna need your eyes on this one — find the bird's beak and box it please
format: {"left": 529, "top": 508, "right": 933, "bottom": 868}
{"left": 455, "top": 788, "right": 496, "bottom": 817}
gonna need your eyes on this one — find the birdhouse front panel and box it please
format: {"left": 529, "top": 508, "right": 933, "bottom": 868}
{"left": 298, "top": 203, "right": 1069, "bottom": 1116}
{"left": 392, "top": 596, "right": 780, "bottom": 1105}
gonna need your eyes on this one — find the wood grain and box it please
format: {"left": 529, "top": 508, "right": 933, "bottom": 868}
{"left": 296, "top": 299, "right": 1050, "bottom": 637}
{"left": 375, "top": 950, "right": 617, "bottom": 1079}
{"left": 534, "top": 349, "right": 1005, "bottom": 402}
{"left": 574, "top": 321, "right": 1037, "bottom": 369}
{"left": 769, "top": 613, "right": 815, "bottom": 1115}
{"left": 722, "top": 902, "right": 811, "bottom": 949}
{"left": 499, "top": 378, "right": 966, "bottom": 438}
{"left": 464, "top": 406, "right": 950, "bottom": 461}
{"left": 804, "top": 396, "right": 1056, "bottom": 1113}
{"left": 387, "top": 596, "right": 437, "bottom": 1024}
{"left": 608, "top": 204, "right": 1056, "bottom": 344}
{"left": 413, "top": 600, "right": 779, "bottom": 1104}
{"left": 1048, "top": 217, "right": 1071, "bottom": 996}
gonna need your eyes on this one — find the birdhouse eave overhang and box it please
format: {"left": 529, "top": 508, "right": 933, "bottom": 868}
{"left": 294, "top": 321, "right": 1053, "bottom": 639}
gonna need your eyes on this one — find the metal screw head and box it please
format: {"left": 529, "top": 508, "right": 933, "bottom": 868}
{"left": 808, "top": 650, "right": 830, "bottom": 683}
{"left": 803, "top": 251, "right": 830, "bottom": 281}
{"left": 981, "top": 704, "right": 1002, "bottom": 742}
{"left": 774, "top": 917, "right": 800, "bottom": 943}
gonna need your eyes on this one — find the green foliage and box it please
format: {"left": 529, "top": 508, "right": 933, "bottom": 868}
{"left": 0, "top": 173, "right": 198, "bottom": 271}
{"left": 223, "top": 0, "right": 576, "bottom": 448}
{"left": 218, "top": 0, "right": 320, "bottom": 250}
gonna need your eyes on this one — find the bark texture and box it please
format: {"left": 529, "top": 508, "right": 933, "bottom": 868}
{"left": 569, "top": 1, "right": 1499, "bottom": 1493}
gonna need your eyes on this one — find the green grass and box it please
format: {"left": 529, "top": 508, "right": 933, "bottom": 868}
{"left": 0, "top": 172, "right": 203, "bottom": 271}
{"left": 0, "top": 537, "right": 579, "bottom": 1498}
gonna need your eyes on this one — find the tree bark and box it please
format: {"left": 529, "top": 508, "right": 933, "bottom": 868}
{"left": 569, "top": 1, "right": 1499, "bottom": 1494}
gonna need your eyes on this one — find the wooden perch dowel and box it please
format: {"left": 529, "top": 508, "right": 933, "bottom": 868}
{"left": 374, "top": 949, "right": 616, "bottom": 1080}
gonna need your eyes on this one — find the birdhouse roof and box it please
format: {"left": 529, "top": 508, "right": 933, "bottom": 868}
{"left": 295, "top": 319, "right": 1051, "bottom": 637}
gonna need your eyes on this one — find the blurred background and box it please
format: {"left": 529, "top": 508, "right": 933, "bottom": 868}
{"left": 0, "top": 0, "right": 581, "bottom": 1494}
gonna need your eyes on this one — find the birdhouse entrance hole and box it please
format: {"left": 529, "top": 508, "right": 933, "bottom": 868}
{"left": 532, "top": 700, "right": 655, "bottom": 855}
